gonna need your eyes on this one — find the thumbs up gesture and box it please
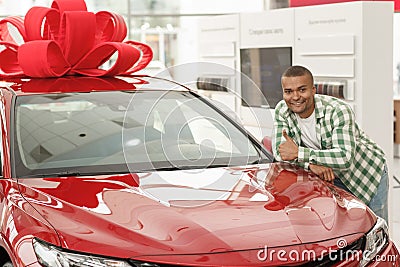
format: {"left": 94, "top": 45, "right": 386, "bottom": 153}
{"left": 278, "top": 130, "right": 299, "bottom": 161}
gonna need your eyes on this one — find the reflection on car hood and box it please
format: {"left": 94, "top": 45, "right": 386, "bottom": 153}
{"left": 18, "top": 162, "right": 375, "bottom": 260}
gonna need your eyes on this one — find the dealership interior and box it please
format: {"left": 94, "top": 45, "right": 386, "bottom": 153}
{"left": 1, "top": 0, "right": 400, "bottom": 250}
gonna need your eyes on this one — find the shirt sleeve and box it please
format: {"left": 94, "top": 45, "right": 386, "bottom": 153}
{"left": 297, "top": 104, "right": 356, "bottom": 170}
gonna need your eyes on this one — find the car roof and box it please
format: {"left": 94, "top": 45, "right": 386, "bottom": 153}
{"left": 0, "top": 75, "right": 190, "bottom": 96}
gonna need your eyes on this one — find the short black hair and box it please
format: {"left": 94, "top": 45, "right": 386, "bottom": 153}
{"left": 282, "top": 65, "right": 314, "bottom": 84}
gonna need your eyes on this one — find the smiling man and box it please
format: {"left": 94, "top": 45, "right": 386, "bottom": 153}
{"left": 272, "top": 65, "right": 388, "bottom": 221}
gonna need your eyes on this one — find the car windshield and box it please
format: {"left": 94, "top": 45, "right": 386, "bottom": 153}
{"left": 13, "top": 88, "right": 269, "bottom": 177}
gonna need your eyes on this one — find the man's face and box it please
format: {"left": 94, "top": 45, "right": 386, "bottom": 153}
{"left": 281, "top": 74, "right": 316, "bottom": 118}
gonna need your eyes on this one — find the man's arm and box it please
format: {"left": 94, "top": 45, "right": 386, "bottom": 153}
{"left": 272, "top": 102, "right": 308, "bottom": 169}
{"left": 309, "top": 164, "right": 335, "bottom": 181}
{"left": 279, "top": 130, "right": 298, "bottom": 160}
{"left": 279, "top": 129, "right": 335, "bottom": 181}
{"left": 272, "top": 102, "right": 290, "bottom": 161}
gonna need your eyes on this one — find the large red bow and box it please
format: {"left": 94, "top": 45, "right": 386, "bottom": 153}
{"left": 0, "top": 0, "right": 153, "bottom": 78}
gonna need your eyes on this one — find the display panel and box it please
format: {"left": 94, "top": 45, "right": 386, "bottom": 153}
{"left": 240, "top": 47, "right": 292, "bottom": 108}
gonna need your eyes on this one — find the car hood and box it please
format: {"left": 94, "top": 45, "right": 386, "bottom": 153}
{"left": 18, "top": 162, "right": 375, "bottom": 260}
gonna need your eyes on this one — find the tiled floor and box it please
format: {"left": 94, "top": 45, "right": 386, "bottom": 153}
{"left": 391, "top": 156, "right": 400, "bottom": 248}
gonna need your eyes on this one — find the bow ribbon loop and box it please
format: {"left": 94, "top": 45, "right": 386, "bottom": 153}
{"left": 73, "top": 42, "right": 141, "bottom": 76}
{"left": 0, "top": 0, "right": 153, "bottom": 78}
{"left": 0, "top": 16, "right": 26, "bottom": 44}
{"left": 18, "top": 41, "right": 71, "bottom": 77}
{"left": 95, "top": 11, "right": 127, "bottom": 43}
{"left": 24, "top": 7, "right": 59, "bottom": 41}
{"left": 51, "top": 0, "right": 87, "bottom": 13}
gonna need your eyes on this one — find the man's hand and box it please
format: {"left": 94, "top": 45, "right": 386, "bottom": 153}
{"left": 309, "top": 164, "right": 335, "bottom": 182}
{"left": 278, "top": 130, "right": 298, "bottom": 161}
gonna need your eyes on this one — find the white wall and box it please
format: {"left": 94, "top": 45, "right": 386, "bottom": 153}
{"left": 179, "top": 0, "right": 265, "bottom": 14}
{"left": 0, "top": 0, "right": 33, "bottom": 16}
{"left": 175, "top": 0, "right": 266, "bottom": 67}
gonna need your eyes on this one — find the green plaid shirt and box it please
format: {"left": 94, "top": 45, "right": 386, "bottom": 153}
{"left": 272, "top": 94, "right": 386, "bottom": 204}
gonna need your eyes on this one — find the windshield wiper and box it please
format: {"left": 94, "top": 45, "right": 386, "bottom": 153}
{"left": 23, "top": 171, "right": 83, "bottom": 178}
{"left": 250, "top": 158, "right": 271, "bottom": 164}
{"left": 21, "top": 170, "right": 136, "bottom": 178}
{"left": 137, "top": 164, "right": 229, "bottom": 172}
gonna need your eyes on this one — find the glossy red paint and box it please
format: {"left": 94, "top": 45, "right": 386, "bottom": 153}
{"left": 4, "top": 163, "right": 375, "bottom": 265}
{"left": 0, "top": 179, "right": 59, "bottom": 266}
{"left": 0, "top": 89, "right": 13, "bottom": 178}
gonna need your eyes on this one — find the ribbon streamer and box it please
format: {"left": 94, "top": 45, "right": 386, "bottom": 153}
{"left": 0, "top": 0, "right": 153, "bottom": 78}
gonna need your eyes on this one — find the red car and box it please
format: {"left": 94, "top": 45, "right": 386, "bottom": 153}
{"left": 0, "top": 76, "right": 398, "bottom": 267}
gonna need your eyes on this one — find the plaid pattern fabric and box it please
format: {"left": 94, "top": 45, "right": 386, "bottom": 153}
{"left": 272, "top": 94, "right": 386, "bottom": 204}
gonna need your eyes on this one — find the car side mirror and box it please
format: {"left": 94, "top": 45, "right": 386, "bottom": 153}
{"left": 262, "top": 136, "right": 273, "bottom": 155}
